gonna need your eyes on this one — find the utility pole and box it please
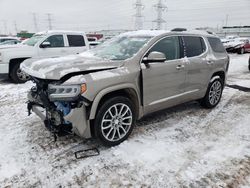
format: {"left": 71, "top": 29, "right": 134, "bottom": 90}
{"left": 1, "top": 20, "right": 7, "bottom": 35}
{"left": 153, "top": 0, "right": 167, "bottom": 30}
{"left": 32, "top": 13, "right": 39, "bottom": 32}
{"left": 134, "top": 0, "right": 144, "bottom": 30}
{"left": 46, "top": 13, "right": 53, "bottom": 30}
{"left": 14, "top": 21, "right": 18, "bottom": 34}
{"left": 225, "top": 14, "right": 229, "bottom": 27}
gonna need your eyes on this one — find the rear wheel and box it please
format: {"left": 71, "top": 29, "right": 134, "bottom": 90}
{"left": 248, "top": 56, "right": 250, "bottom": 71}
{"left": 10, "top": 62, "right": 30, "bottom": 83}
{"left": 237, "top": 47, "right": 245, "bottom": 54}
{"left": 94, "top": 96, "right": 135, "bottom": 146}
{"left": 200, "top": 77, "right": 223, "bottom": 108}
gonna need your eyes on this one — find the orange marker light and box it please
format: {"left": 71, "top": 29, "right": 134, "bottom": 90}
{"left": 81, "top": 84, "right": 87, "bottom": 94}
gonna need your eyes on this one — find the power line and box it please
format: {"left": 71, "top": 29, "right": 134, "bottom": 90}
{"left": 32, "top": 13, "right": 39, "bottom": 32}
{"left": 134, "top": 0, "right": 144, "bottom": 30}
{"left": 46, "top": 13, "right": 53, "bottom": 30}
{"left": 1, "top": 20, "right": 8, "bottom": 35}
{"left": 153, "top": 0, "right": 168, "bottom": 30}
{"left": 13, "top": 21, "right": 18, "bottom": 34}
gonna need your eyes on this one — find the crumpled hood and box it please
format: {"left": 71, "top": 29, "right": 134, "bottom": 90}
{"left": 21, "top": 54, "right": 124, "bottom": 80}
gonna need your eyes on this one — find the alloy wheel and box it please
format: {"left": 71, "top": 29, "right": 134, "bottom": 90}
{"left": 209, "top": 80, "right": 222, "bottom": 105}
{"left": 16, "top": 68, "right": 30, "bottom": 81}
{"left": 101, "top": 103, "right": 132, "bottom": 142}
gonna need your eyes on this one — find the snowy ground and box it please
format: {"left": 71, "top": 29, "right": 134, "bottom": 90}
{"left": 0, "top": 54, "right": 250, "bottom": 187}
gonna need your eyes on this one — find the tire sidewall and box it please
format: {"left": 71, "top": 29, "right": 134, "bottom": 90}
{"left": 94, "top": 96, "right": 135, "bottom": 146}
{"left": 238, "top": 48, "right": 244, "bottom": 54}
{"left": 10, "top": 63, "right": 28, "bottom": 83}
{"left": 203, "top": 78, "right": 223, "bottom": 108}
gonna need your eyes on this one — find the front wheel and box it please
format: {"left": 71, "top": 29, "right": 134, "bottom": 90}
{"left": 200, "top": 77, "right": 223, "bottom": 108}
{"left": 10, "top": 62, "right": 30, "bottom": 83}
{"left": 94, "top": 96, "right": 135, "bottom": 146}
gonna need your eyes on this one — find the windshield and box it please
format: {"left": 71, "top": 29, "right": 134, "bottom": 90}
{"left": 23, "top": 34, "right": 45, "bottom": 46}
{"left": 84, "top": 36, "right": 152, "bottom": 60}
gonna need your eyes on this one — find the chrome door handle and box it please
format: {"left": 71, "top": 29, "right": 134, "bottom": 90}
{"left": 207, "top": 60, "right": 214, "bottom": 65}
{"left": 176, "top": 65, "right": 185, "bottom": 70}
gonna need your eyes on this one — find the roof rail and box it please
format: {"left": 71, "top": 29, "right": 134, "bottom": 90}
{"left": 171, "top": 28, "right": 187, "bottom": 32}
{"left": 206, "top": 31, "right": 213, "bottom": 34}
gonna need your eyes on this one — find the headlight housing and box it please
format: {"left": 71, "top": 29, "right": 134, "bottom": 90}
{"left": 48, "top": 83, "right": 87, "bottom": 101}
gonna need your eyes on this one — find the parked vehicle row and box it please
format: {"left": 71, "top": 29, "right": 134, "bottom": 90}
{"left": 221, "top": 37, "right": 250, "bottom": 54}
{"left": 0, "top": 30, "right": 89, "bottom": 83}
{"left": 21, "top": 30, "right": 229, "bottom": 146}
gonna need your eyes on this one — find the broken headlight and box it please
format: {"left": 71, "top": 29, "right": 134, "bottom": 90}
{"left": 48, "top": 84, "right": 87, "bottom": 101}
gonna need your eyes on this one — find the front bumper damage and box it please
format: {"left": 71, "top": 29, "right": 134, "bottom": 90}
{"left": 27, "top": 81, "right": 91, "bottom": 139}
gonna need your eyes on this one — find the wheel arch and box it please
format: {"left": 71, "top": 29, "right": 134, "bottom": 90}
{"left": 9, "top": 57, "right": 30, "bottom": 76}
{"left": 211, "top": 70, "right": 225, "bottom": 85}
{"left": 89, "top": 84, "right": 141, "bottom": 121}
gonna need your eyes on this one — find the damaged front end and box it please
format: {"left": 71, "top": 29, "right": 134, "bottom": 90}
{"left": 27, "top": 77, "right": 91, "bottom": 140}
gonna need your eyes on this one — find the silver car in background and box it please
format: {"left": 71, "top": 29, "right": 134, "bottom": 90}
{"left": 21, "top": 30, "right": 229, "bottom": 146}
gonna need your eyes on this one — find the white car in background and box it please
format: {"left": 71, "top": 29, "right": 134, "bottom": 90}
{"left": 0, "top": 36, "right": 19, "bottom": 44}
{"left": 0, "top": 39, "right": 21, "bottom": 46}
{"left": 87, "top": 37, "right": 102, "bottom": 48}
{"left": 0, "top": 30, "right": 89, "bottom": 83}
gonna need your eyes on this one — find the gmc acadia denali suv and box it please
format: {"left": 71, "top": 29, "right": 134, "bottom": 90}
{"left": 21, "top": 30, "right": 229, "bottom": 146}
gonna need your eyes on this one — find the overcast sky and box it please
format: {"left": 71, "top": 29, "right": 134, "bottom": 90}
{"left": 0, "top": 0, "right": 249, "bottom": 34}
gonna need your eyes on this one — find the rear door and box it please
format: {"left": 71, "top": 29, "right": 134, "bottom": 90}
{"left": 181, "top": 36, "right": 210, "bottom": 100}
{"left": 64, "top": 34, "right": 88, "bottom": 54}
{"left": 142, "top": 36, "right": 186, "bottom": 114}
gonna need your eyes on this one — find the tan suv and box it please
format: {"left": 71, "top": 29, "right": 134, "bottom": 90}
{"left": 21, "top": 30, "right": 229, "bottom": 146}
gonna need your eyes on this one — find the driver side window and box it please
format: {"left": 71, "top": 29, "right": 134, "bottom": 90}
{"left": 150, "top": 36, "right": 180, "bottom": 61}
{"left": 43, "top": 35, "right": 64, "bottom": 48}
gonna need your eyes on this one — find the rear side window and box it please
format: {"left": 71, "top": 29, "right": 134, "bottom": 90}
{"left": 183, "top": 36, "right": 206, "bottom": 57}
{"left": 208, "top": 37, "right": 226, "bottom": 53}
{"left": 67, "top": 35, "right": 85, "bottom": 47}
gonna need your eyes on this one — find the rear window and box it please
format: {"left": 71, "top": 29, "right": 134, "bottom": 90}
{"left": 183, "top": 36, "right": 206, "bottom": 57}
{"left": 208, "top": 37, "right": 226, "bottom": 53}
{"left": 67, "top": 35, "right": 85, "bottom": 47}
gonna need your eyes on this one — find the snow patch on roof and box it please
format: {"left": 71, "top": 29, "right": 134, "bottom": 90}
{"left": 35, "top": 30, "right": 86, "bottom": 35}
{"left": 120, "top": 30, "right": 169, "bottom": 37}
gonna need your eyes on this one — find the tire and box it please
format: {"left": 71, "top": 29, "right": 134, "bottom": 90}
{"left": 94, "top": 96, "right": 135, "bottom": 146}
{"left": 248, "top": 56, "right": 250, "bottom": 71}
{"left": 237, "top": 48, "right": 245, "bottom": 54}
{"left": 200, "top": 77, "right": 223, "bottom": 109}
{"left": 10, "top": 62, "right": 30, "bottom": 83}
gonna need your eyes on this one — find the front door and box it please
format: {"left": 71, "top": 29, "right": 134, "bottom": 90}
{"left": 38, "top": 34, "right": 66, "bottom": 58}
{"left": 142, "top": 36, "right": 186, "bottom": 114}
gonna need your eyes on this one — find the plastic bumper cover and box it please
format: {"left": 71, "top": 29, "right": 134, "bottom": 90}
{"left": 0, "top": 63, "right": 9, "bottom": 74}
{"left": 28, "top": 93, "right": 91, "bottom": 139}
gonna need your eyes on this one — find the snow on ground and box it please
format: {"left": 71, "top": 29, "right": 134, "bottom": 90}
{"left": 0, "top": 53, "right": 250, "bottom": 187}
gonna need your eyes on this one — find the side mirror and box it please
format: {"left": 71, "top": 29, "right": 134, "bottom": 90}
{"left": 143, "top": 51, "right": 166, "bottom": 63}
{"left": 40, "top": 41, "right": 51, "bottom": 48}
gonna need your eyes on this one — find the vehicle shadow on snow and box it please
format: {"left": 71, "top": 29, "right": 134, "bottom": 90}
{"left": 26, "top": 101, "right": 205, "bottom": 156}
{"left": 133, "top": 101, "right": 205, "bottom": 135}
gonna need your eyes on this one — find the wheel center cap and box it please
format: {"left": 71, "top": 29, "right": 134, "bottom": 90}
{"left": 114, "top": 119, "right": 119, "bottom": 124}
